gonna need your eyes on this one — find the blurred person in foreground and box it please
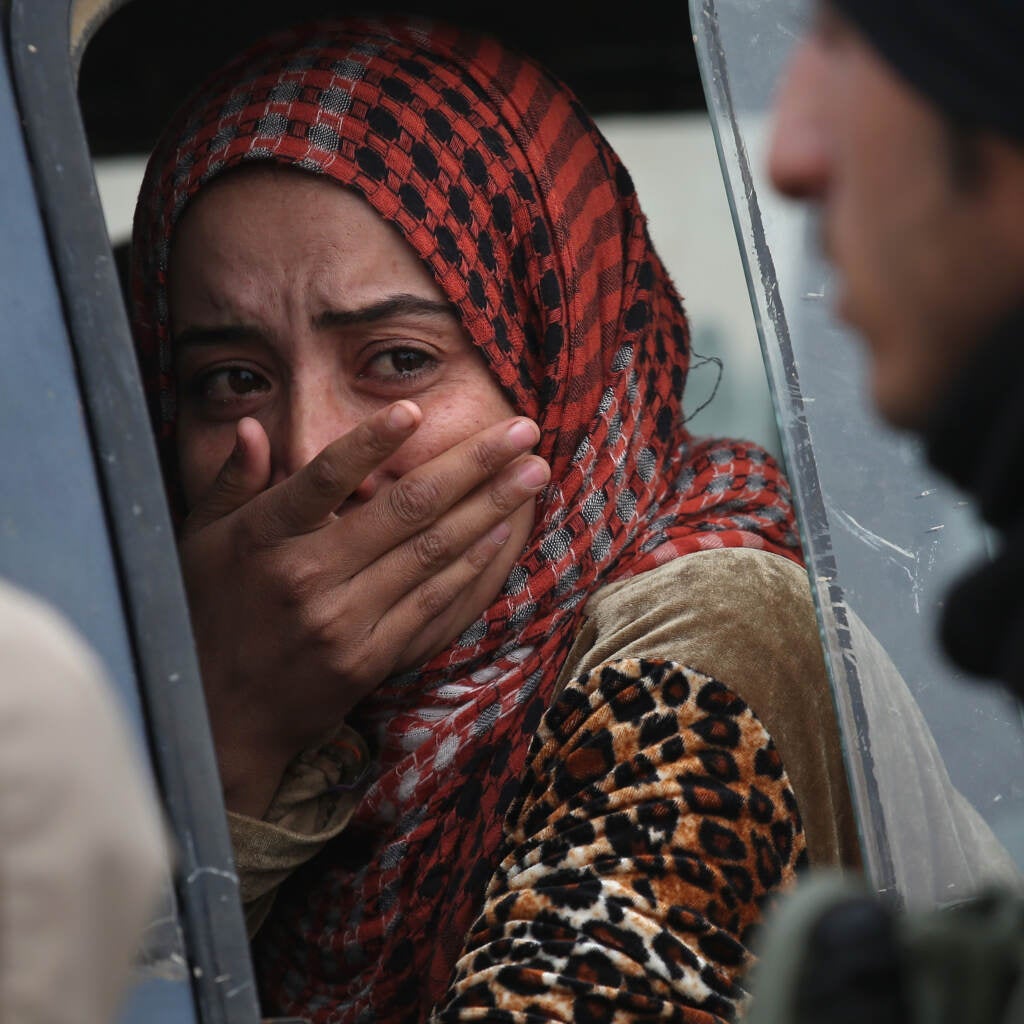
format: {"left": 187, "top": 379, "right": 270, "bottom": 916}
{"left": 0, "top": 577, "right": 168, "bottom": 1023}
{"left": 746, "top": 1, "right": 1024, "bottom": 1020}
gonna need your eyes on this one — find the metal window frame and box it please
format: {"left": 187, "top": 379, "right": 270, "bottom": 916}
{"left": 5, "top": 3, "right": 261, "bottom": 1020}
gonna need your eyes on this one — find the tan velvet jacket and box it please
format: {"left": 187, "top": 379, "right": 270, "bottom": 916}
{"left": 230, "top": 548, "right": 861, "bottom": 935}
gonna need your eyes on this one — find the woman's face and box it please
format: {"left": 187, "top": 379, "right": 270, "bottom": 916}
{"left": 168, "top": 164, "right": 534, "bottom": 549}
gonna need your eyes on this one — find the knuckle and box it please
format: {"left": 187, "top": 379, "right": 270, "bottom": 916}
{"left": 297, "top": 600, "right": 343, "bottom": 658}
{"left": 409, "top": 527, "right": 450, "bottom": 572}
{"left": 294, "top": 600, "right": 327, "bottom": 638}
{"left": 238, "top": 506, "right": 277, "bottom": 550}
{"left": 305, "top": 455, "right": 347, "bottom": 501}
{"left": 294, "top": 596, "right": 373, "bottom": 685}
{"left": 468, "top": 435, "right": 504, "bottom": 478}
{"left": 488, "top": 467, "right": 533, "bottom": 517}
{"left": 325, "top": 647, "right": 358, "bottom": 681}
{"left": 487, "top": 481, "right": 520, "bottom": 518}
{"left": 462, "top": 537, "right": 494, "bottom": 573}
{"left": 388, "top": 476, "right": 442, "bottom": 526}
{"left": 275, "top": 554, "right": 323, "bottom": 610}
{"left": 215, "top": 464, "right": 247, "bottom": 499}
{"left": 324, "top": 637, "right": 372, "bottom": 686}
{"left": 415, "top": 577, "right": 452, "bottom": 622}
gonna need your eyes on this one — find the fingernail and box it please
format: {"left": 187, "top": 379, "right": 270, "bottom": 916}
{"left": 507, "top": 419, "right": 537, "bottom": 450}
{"left": 517, "top": 460, "right": 548, "bottom": 489}
{"left": 489, "top": 521, "right": 512, "bottom": 545}
{"left": 387, "top": 402, "right": 416, "bottom": 430}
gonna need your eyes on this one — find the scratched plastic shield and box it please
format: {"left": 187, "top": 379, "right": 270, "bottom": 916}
{"left": 690, "top": 0, "right": 1024, "bottom": 907}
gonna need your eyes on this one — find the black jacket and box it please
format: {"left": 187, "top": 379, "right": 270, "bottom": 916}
{"left": 925, "top": 305, "right": 1024, "bottom": 698}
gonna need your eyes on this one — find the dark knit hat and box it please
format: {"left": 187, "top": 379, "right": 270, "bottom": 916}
{"left": 831, "top": 0, "right": 1024, "bottom": 142}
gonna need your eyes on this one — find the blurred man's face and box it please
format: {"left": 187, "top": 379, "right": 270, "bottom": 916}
{"left": 767, "top": 3, "right": 1024, "bottom": 430}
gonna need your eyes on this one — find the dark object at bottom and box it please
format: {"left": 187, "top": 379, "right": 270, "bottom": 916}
{"left": 795, "top": 891, "right": 906, "bottom": 1024}
{"left": 746, "top": 872, "right": 1024, "bottom": 1024}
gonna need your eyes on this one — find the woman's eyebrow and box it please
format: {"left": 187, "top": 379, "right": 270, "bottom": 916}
{"left": 171, "top": 296, "right": 457, "bottom": 350}
{"left": 172, "top": 323, "right": 265, "bottom": 350}
{"left": 313, "top": 294, "right": 457, "bottom": 329}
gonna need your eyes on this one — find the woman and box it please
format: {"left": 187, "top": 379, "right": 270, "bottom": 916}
{"left": 131, "top": 14, "right": 857, "bottom": 1023}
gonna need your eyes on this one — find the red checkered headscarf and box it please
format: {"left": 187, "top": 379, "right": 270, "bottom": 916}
{"left": 131, "top": 15, "right": 804, "bottom": 1023}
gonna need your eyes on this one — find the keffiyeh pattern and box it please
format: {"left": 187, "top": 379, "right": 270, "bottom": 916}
{"left": 131, "top": 15, "right": 804, "bottom": 1022}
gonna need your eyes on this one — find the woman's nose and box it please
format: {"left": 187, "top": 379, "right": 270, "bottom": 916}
{"left": 269, "top": 386, "right": 362, "bottom": 486}
{"left": 766, "top": 41, "right": 831, "bottom": 201}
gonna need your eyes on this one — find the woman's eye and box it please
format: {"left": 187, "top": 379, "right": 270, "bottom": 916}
{"left": 363, "top": 348, "right": 436, "bottom": 380}
{"left": 195, "top": 367, "right": 270, "bottom": 402}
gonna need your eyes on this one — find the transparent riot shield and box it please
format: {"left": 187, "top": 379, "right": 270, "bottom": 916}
{"left": 690, "top": 0, "right": 1024, "bottom": 909}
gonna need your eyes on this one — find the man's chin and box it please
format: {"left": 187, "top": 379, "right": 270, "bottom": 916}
{"left": 869, "top": 368, "right": 933, "bottom": 433}
{"left": 833, "top": 309, "right": 923, "bottom": 430}
{"left": 832, "top": 283, "right": 857, "bottom": 334}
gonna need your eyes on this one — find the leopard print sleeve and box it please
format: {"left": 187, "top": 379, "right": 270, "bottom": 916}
{"left": 431, "top": 657, "right": 809, "bottom": 1023}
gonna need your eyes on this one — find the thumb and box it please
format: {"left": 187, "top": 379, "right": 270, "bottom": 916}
{"left": 180, "top": 418, "right": 271, "bottom": 536}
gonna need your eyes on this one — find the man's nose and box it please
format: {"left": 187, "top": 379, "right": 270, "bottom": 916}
{"left": 766, "top": 41, "right": 831, "bottom": 200}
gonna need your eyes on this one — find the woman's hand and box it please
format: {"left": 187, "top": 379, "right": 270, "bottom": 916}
{"left": 178, "top": 401, "right": 548, "bottom": 818}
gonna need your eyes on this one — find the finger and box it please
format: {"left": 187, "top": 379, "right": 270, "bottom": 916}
{"left": 370, "top": 515, "right": 527, "bottom": 665}
{"left": 423, "top": 452, "right": 548, "bottom": 568}
{"left": 180, "top": 418, "right": 271, "bottom": 537}
{"left": 261, "top": 400, "right": 422, "bottom": 539}
{"left": 327, "top": 417, "right": 543, "bottom": 566}
{"left": 348, "top": 451, "right": 548, "bottom": 605}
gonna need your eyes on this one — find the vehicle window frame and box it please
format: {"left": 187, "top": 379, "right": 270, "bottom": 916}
{"left": 5, "top": 3, "right": 261, "bottom": 1021}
